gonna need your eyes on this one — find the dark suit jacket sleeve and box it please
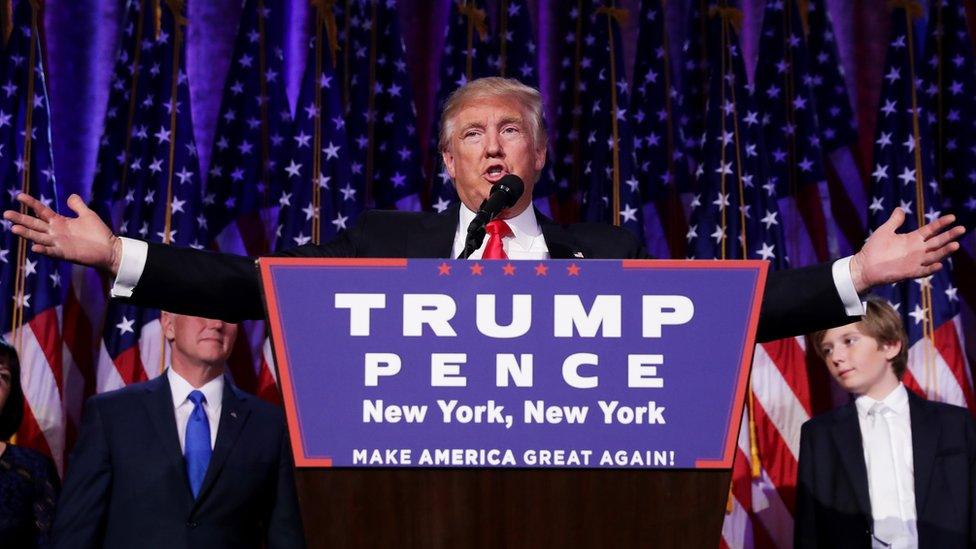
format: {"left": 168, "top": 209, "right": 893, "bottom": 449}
{"left": 50, "top": 398, "right": 112, "bottom": 548}
{"left": 794, "top": 421, "right": 819, "bottom": 549}
{"left": 758, "top": 264, "right": 850, "bottom": 342}
{"left": 121, "top": 212, "right": 852, "bottom": 338}
{"left": 267, "top": 412, "right": 306, "bottom": 549}
{"left": 118, "top": 212, "right": 368, "bottom": 322}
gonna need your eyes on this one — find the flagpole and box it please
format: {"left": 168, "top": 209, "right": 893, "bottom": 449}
{"left": 312, "top": 5, "right": 324, "bottom": 244}
{"left": 499, "top": 0, "right": 508, "bottom": 77}
{"left": 601, "top": 5, "right": 625, "bottom": 227}
{"left": 13, "top": 0, "right": 41, "bottom": 357}
{"left": 160, "top": 0, "right": 186, "bottom": 376}
{"left": 118, "top": 0, "right": 148, "bottom": 207}
{"left": 365, "top": 0, "right": 378, "bottom": 209}
{"left": 898, "top": 0, "right": 938, "bottom": 397}
{"left": 660, "top": 0, "right": 683, "bottom": 258}
{"left": 257, "top": 0, "right": 272, "bottom": 226}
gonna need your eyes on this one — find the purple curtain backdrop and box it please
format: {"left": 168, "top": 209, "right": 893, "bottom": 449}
{"left": 41, "top": 0, "right": 880, "bottom": 216}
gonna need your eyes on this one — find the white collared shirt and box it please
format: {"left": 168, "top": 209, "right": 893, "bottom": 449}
{"left": 855, "top": 383, "right": 917, "bottom": 548}
{"left": 452, "top": 204, "right": 550, "bottom": 260}
{"left": 168, "top": 368, "right": 223, "bottom": 451}
{"left": 108, "top": 212, "right": 864, "bottom": 316}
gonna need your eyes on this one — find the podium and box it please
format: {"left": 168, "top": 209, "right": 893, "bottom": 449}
{"left": 261, "top": 258, "right": 767, "bottom": 547}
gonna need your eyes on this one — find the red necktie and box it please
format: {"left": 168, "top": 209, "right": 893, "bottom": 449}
{"left": 482, "top": 219, "right": 513, "bottom": 259}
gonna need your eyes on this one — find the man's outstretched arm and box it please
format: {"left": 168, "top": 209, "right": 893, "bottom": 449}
{"left": 5, "top": 193, "right": 124, "bottom": 275}
{"left": 3, "top": 192, "right": 967, "bottom": 321}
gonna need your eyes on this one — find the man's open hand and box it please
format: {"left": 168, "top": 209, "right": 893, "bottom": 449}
{"left": 850, "top": 208, "right": 966, "bottom": 293}
{"left": 3, "top": 193, "right": 122, "bottom": 276}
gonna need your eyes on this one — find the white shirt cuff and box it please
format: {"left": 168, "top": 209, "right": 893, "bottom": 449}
{"left": 832, "top": 256, "right": 865, "bottom": 317}
{"left": 109, "top": 237, "right": 148, "bottom": 298}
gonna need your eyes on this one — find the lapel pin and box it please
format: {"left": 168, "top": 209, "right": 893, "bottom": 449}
{"left": 573, "top": 252, "right": 584, "bottom": 258}
{"left": 230, "top": 411, "right": 238, "bottom": 419}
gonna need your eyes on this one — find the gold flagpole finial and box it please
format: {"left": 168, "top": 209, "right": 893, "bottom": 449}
{"left": 163, "top": 0, "right": 188, "bottom": 26}
{"left": 457, "top": 1, "right": 489, "bottom": 40}
{"left": 887, "top": 0, "right": 924, "bottom": 19}
{"left": 310, "top": 0, "right": 340, "bottom": 67}
{"left": 708, "top": 6, "right": 744, "bottom": 33}
{"left": 1, "top": 0, "right": 12, "bottom": 47}
{"left": 797, "top": 0, "right": 811, "bottom": 36}
{"left": 595, "top": 6, "right": 629, "bottom": 26}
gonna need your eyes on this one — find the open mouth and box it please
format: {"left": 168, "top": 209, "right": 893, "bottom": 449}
{"left": 483, "top": 164, "right": 508, "bottom": 182}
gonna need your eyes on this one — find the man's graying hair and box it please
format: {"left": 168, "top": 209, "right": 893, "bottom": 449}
{"left": 438, "top": 77, "right": 548, "bottom": 152}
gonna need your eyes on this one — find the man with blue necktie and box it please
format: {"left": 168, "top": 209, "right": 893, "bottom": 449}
{"left": 50, "top": 312, "right": 305, "bottom": 548}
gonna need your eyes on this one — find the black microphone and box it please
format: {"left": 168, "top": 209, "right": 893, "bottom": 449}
{"left": 458, "top": 174, "right": 525, "bottom": 259}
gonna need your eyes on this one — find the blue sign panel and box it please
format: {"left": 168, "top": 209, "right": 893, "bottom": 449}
{"left": 261, "top": 258, "right": 766, "bottom": 469}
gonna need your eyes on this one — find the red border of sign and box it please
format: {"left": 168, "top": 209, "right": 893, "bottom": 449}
{"left": 261, "top": 258, "right": 408, "bottom": 467}
{"left": 622, "top": 260, "right": 767, "bottom": 468}
{"left": 262, "top": 258, "right": 766, "bottom": 470}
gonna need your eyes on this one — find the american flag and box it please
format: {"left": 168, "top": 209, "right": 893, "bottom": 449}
{"left": 428, "top": 0, "right": 493, "bottom": 213}
{"left": 96, "top": 1, "right": 207, "bottom": 393}
{"left": 869, "top": 1, "right": 973, "bottom": 411}
{"left": 0, "top": 0, "right": 66, "bottom": 473}
{"left": 486, "top": 0, "right": 554, "bottom": 216}
{"left": 682, "top": 6, "right": 815, "bottom": 549}
{"left": 553, "top": 0, "right": 644, "bottom": 239}
{"left": 64, "top": 0, "right": 153, "bottom": 465}
{"left": 631, "top": 0, "right": 688, "bottom": 259}
{"left": 339, "top": 0, "right": 423, "bottom": 212}
{"left": 679, "top": 0, "right": 710, "bottom": 174}
{"left": 923, "top": 0, "right": 976, "bottom": 231}
{"left": 805, "top": 0, "right": 868, "bottom": 259}
{"left": 275, "top": 4, "right": 358, "bottom": 248}
{"left": 755, "top": 0, "right": 832, "bottom": 269}
{"left": 922, "top": 0, "right": 976, "bottom": 368}
{"left": 203, "top": 0, "right": 290, "bottom": 404}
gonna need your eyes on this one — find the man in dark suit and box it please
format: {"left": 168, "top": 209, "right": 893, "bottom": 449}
{"left": 50, "top": 312, "right": 305, "bottom": 548}
{"left": 2, "top": 77, "right": 966, "bottom": 341}
{"left": 796, "top": 297, "right": 976, "bottom": 548}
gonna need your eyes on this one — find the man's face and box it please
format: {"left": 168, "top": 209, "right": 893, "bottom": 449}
{"left": 441, "top": 95, "right": 546, "bottom": 217}
{"left": 818, "top": 322, "right": 900, "bottom": 397}
{"left": 161, "top": 313, "right": 238, "bottom": 368}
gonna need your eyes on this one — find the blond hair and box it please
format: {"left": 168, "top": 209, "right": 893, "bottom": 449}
{"left": 811, "top": 295, "right": 909, "bottom": 379}
{"left": 438, "top": 77, "right": 548, "bottom": 152}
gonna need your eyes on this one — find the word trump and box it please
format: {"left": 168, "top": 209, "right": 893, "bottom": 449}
{"left": 334, "top": 293, "right": 694, "bottom": 339}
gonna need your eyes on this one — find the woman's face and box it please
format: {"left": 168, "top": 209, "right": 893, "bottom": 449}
{"left": 0, "top": 356, "right": 11, "bottom": 413}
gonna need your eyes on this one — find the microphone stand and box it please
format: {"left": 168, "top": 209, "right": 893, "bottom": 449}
{"left": 458, "top": 199, "right": 489, "bottom": 259}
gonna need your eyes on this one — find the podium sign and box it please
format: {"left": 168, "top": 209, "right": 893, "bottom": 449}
{"left": 261, "top": 258, "right": 767, "bottom": 469}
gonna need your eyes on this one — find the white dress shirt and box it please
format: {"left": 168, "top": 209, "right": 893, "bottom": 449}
{"left": 452, "top": 204, "right": 550, "bottom": 260}
{"left": 168, "top": 368, "right": 223, "bottom": 452}
{"left": 109, "top": 209, "right": 864, "bottom": 316}
{"left": 855, "top": 383, "right": 917, "bottom": 548}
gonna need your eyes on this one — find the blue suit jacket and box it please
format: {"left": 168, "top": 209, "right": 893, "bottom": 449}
{"left": 50, "top": 374, "right": 305, "bottom": 548}
{"left": 796, "top": 390, "right": 976, "bottom": 548}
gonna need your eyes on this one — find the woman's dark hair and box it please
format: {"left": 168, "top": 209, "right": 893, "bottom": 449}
{"left": 0, "top": 340, "right": 24, "bottom": 441}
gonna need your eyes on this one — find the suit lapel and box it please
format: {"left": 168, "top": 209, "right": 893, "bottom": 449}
{"left": 413, "top": 203, "right": 459, "bottom": 258}
{"left": 830, "top": 403, "right": 872, "bottom": 519}
{"left": 192, "top": 380, "right": 251, "bottom": 510}
{"left": 537, "top": 210, "right": 586, "bottom": 259}
{"left": 142, "top": 374, "right": 195, "bottom": 507}
{"left": 909, "top": 391, "right": 939, "bottom": 516}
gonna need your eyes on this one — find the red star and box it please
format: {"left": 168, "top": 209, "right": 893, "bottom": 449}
{"left": 438, "top": 262, "right": 451, "bottom": 276}
{"left": 470, "top": 263, "right": 484, "bottom": 275}
{"left": 534, "top": 263, "right": 549, "bottom": 276}
{"left": 566, "top": 263, "right": 580, "bottom": 276}
{"left": 502, "top": 263, "right": 516, "bottom": 276}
